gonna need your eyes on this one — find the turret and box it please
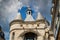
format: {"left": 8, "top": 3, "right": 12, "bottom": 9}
{"left": 14, "top": 13, "right": 22, "bottom": 20}
{"left": 36, "top": 12, "right": 44, "bottom": 21}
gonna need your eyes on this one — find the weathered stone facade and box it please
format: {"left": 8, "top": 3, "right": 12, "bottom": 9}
{"left": 10, "top": 7, "right": 54, "bottom": 40}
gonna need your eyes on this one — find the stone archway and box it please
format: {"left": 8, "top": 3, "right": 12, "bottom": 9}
{"left": 18, "top": 30, "right": 40, "bottom": 40}
{"left": 24, "top": 32, "right": 37, "bottom": 40}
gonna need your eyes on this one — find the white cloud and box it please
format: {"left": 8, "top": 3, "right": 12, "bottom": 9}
{"left": 5, "top": 0, "right": 22, "bottom": 13}
{"left": 0, "top": 0, "right": 52, "bottom": 23}
{"left": 33, "top": 6, "right": 39, "bottom": 12}
{"left": 0, "top": 0, "right": 23, "bottom": 22}
{"left": 0, "top": 0, "right": 23, "bottom": 40}
{"left": 0, "top": 0, "right": 2, "bottom": 2}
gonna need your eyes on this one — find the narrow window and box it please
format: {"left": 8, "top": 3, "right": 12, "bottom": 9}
{"left": 12, "top": 32, "right": 15, "bottom": 40}
{"left": 37, "top": 24, "right": 39, "bottom": 27}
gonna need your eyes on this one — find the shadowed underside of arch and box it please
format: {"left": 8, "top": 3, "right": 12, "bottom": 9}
{"left": 19, "top": 31, "right": 40, "bottom": 37}
{"left": 24, "top": 32, "right": 37, "bottom": 40}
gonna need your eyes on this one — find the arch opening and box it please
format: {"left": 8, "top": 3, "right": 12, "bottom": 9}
{"left": 24, "top": 32, "right": 37, "bottom": 40}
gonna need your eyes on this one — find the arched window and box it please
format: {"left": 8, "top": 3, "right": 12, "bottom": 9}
{"left": 12, "top": 32, "right": 15, "bottom": 40}
{"left": 24, "top": 32, "right": 37, "bottom": 40}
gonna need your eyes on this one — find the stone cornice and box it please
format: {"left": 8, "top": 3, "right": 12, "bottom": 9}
{"left": 10, "top": 27, "right": 47, "bottom": 33}
{"left": 10, "top": 20, "right": 46, "bottom": 26}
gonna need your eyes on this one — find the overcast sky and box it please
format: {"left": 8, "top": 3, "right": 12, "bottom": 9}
{"left": 0, "top": 0, "right": 52, "bottom": 40}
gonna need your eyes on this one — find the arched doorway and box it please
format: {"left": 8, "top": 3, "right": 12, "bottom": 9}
{"left": 24, "top": 32, "right": 37, "bottom": 40}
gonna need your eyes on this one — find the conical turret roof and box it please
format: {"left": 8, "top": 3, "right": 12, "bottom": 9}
{"left": 36, "top": 12, "right": 44, "bottom": 20}
{"left": 24, "top": 15, "right": 35, "bottom": 21}
{"left": 14, "top": 13, "right": 22, "bottom": 20}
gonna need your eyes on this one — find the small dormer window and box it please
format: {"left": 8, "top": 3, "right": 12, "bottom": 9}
{"left": 27, "top": 11, "right": 31, "bottom": 15}
{"left": 25, "top": 7, "right": 35, "bottom": 21}
{"left": 29, "top": 11, "right": 31, "bottom": 15}
{"left": 12, "top": 32, "right": 15, "bottom": 40}
{"left": 37, "top": 24, "right": 39, "bottom": 27}
{"left": 27, "top": 7, "right": 32, "bottom": 15}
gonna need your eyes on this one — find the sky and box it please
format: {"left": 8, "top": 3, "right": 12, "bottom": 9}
{"left": 0, "top": 0, "right": 52, "bottom": 40}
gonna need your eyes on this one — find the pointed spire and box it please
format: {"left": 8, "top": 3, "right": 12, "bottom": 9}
{"left": 24, "top": 7, "right": 35, "bottom": 21}
{"left": 24, "top": 15, "right": 35, "bottom": 21}
{"left": 36, "top": 12, "right": 44, "bottom": 20}
{"left": 15, "top": 13, "right": 22, "bottom": 20}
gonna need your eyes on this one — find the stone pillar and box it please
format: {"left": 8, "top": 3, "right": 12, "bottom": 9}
{"left": 45, "top": 33, "right": 49, "bottom": 40}
{"left": 37, "top": 36, "right": 44, "bottom": 40}
{"left": 10, "top": 32, "right": 12, "bottom": 40}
